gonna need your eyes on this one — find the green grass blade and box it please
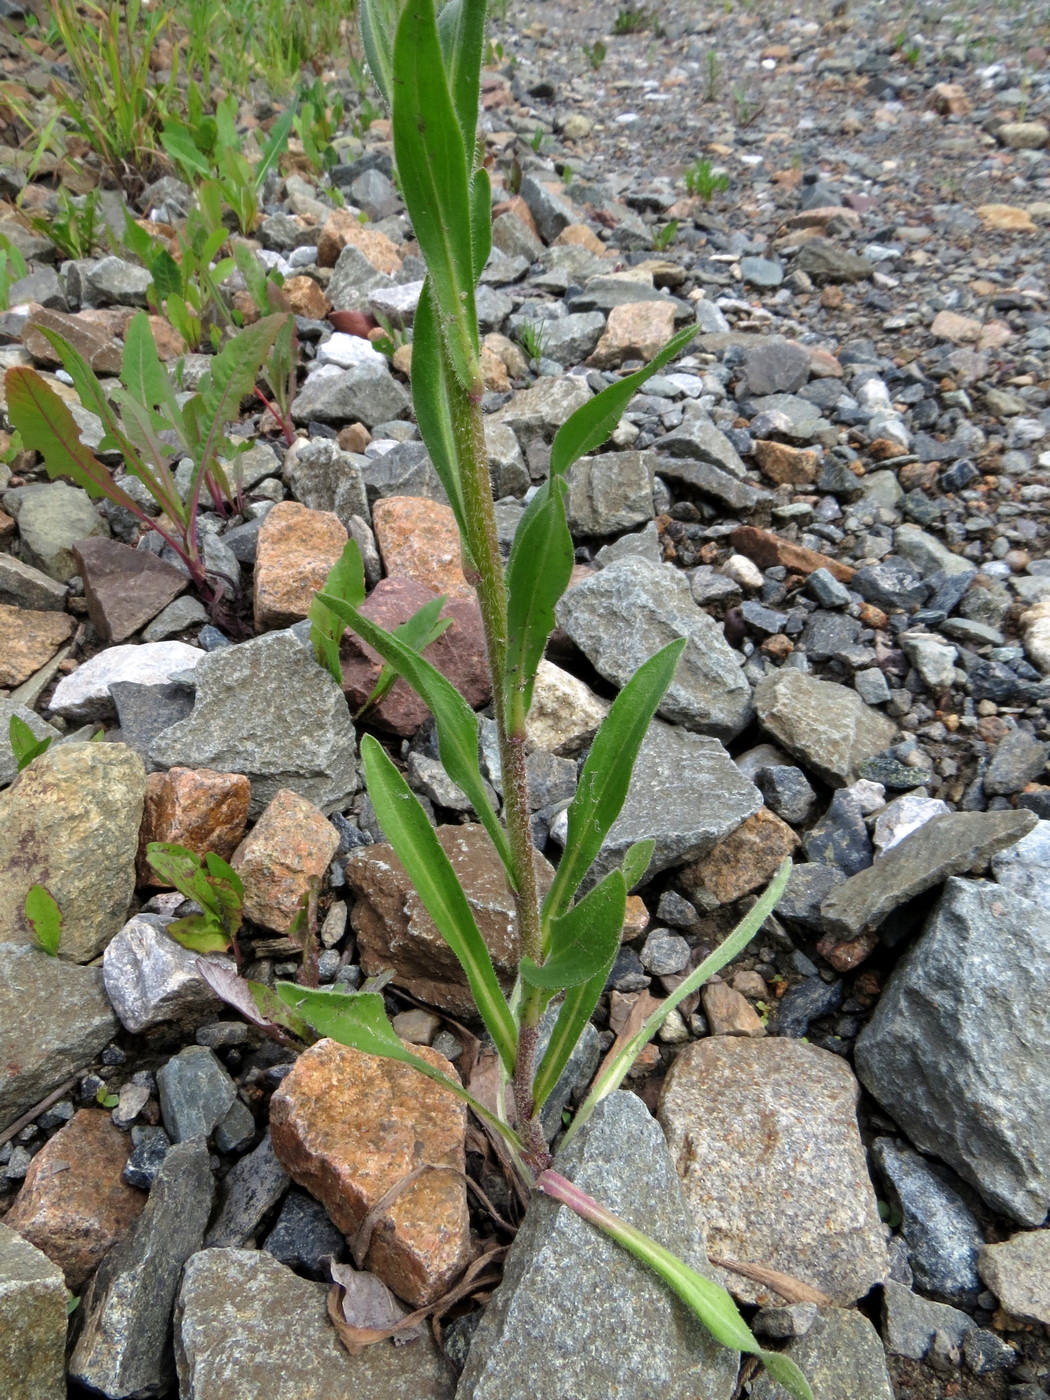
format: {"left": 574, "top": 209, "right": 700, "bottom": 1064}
{"left": 255, "top": 103, "right": 296, "bottom": 189}
{"left": 550, "top": 324, "right": 698, "bottom": 478}
{"left": 360, "top": 736, "right": 518, "bottom": 1073}
{"left": 391, "top": 0, "right": 479, "bottom": 388}
{"left": 410, "top": 278, "right": 469, "bottom": 539}
{"left": 436, "top": 0, "right": 487, "bottom": 159}
{"left": 503, "top": 475, "right": 573, "bottom": 734}
{"left": 522, "top": 869, "right": 625, "bottom": 991}
{"left": 542, "top": 639, "right": 686, "bottom": 922}
{"left": 315, "top": 591, "right": 512, "bottom": 879}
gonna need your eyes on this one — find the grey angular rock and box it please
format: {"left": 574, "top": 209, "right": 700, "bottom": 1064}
{"left": 102, "top": 915, "right": 232, "bottom": 1034}
{"left": 142, "top": 595, "right": 209, "bottom": 641}
{"left": 0, "top": 742, "right": 146, "bottom": 961}
{"left": 750, "top": 1308, "right": 894, "bottom": 1400}
{"left": 855, "top": 877, "right": 1050, "bottom": 1224}
{"left": 325, "top": 243, "right": 392, "bottom": 309}
{"left": 985, "top": 727, "right": 1050, "bottom": 795}
{"left": 157, "top": 1046, "right": 237, "bottom": 1143}
{"left": 992, "top": 818, "right": 1050, "bottom": 905}
{"left": 659, "top": 1039, "right": 887, "bottom": 1306}
{"left": 979, "top": 1229, "right": 1050, "bottom": 1326}
{"left": 16, "top": 480, "right": 107, "bottom": 581}
{"left": 0, "top": 946, "right": 117, "bottom": 1132}
{"left": 0, "top": 1224, "right": 67, "bottom": 1400}
{"left": 263, "top": 1190, "right": 346, "bottom": 1279}
{"left": 290, "top": 361, "right": 409, "bottom": 428}
{"left": 754, "top": 669, "right": 898, "bottom": 786}
{"left": 819, "top": 809, "right": 1037, "bottom": 939}
{"left": 539, "top": 310, "right": 606, "bottom": 365}
{"left": 880, "top": 1278, "right": 973, "bottom": 1360}
{"left": 657, "top": 456, "right": 773, "bottom": 516}
{"left": 556, "top": 557, "right": 752, "bottom": 741}
{"left": 488, "top": 375, "right": 592, "bottom": 444}
{"left": 176, "top": 1249, "right": 454, "bottom": 1399}
{"left": 518, "top": 174, "right": 576, "bottom": 243}
{"left": 456, "top": 1092, "right": 738, "bottom": 1400}
{"left": 791, "top": 239, "right": 873, "bottom": 284}
{"left": 69, "top": 1139, "right": 214, "bottom": 1399}
{"left": 84, "top": 256, "right": 153, "bottom": 306}
{"left": 564, "top": 450, "right": 654, "bottom": 536}
{"left": 360, "top": 440, "right": 448, "bottom": 507}
{"left": 655, "top": 408, "right": 748, "bottom": 478}
{"left": 871, "top": 1138, "right": 983, "bottom": 1304}
{"left": 204, "top": 1132, "right": 290, "bottom": 1248}
{"left": 149, "top": 629, "right": 359, "bottom": 818}
{"left": 109, "top": 680, "right": 196, "bottom": 770}
{"left": 49, "top": 641, "right": 205, "bottom": 723}
{"left": 282, "top": 438, "right": 368, "bottom": 523}
{"left": 0, "top": 553, "right": 68, "bottom": 611}
{"left": 739, "top": 337, "right": 811, "bottom": 397}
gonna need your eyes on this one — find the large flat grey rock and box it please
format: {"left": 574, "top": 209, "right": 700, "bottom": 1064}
{"left": 149, "top": 629, "right": 359, "bottom": 818}
{"left": 820, "top": 809, "right": 1037, "bottom": 938}
{"left": 855, "top": 877, "right": 1050, "bottom": 1224}
{"left": 754, "top": 669, "right": 897, "bottom": 786}
{"left": 456, "top": 1092, "right": 738, "bottom": 1400}
{"left": 556, "top": 556, "right": 752, "bottom": 741}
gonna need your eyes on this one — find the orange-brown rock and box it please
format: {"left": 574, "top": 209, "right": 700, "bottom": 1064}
{"left": 729, "top": 525, "right": 854, "bottom": 584}
{"left": 337, "top": 422, "right": 371, "bottom": 454}
{"left": 480, "top": 342, "right": 510, "bottom": 391}
{"left": 928, "top": 82, "right": 970, "bottom": 117}
{"left": 587, "top": 300, "right": 677, "bottom": 369}
{"left": 701, "top": 980, "right": 767, "bottom": 1037}
{"left": 752, "top": 440, "right": 819, "bottom": 486}
{"left": 148, "top": 315, "right": 187, "bottom": 360}
{"left": 22, "top": 308, "right": 123, "bottom": 374}
{"left": 340, "top": 577, "right": 491, "bottom": 736}
{"left": 0, "top": 508, "right": 14, "bottom": 541}
{"left": 976, "top": 203, "right": 1037, "bottom": 234}
{"left": 371, "top": 497, "right": 472, "bottom": 599}
{"left": 269, "top": 1037, "right": 469, "bottom": 1307}
{"left": 554, "top": 223, "right": 607, "bottom": 255}
{"left": 137, "top": 767, "right": 252, "bottom": 886}
{"left": 316, "top": 210, "right": 403, "bottom": 273}
{"left": 5, "top": 1110, "right": 145, "bottom": 1290}
{"left": 231, "top": 788, "right": 340, "bottom": 935}
{"left": 0, "top": 603, "right": 74, "bottom": 686}
{"left": 807, "top": 346, "right": 843, "bottom": 378}
{"left": 253, "top": 501, "right": 348, "bottom": 631}
{"left": 282, "top": 274, "right": 329, "bottom": 319}
{"left": 347, "top": 824, "right": 552, "bottom": 1015}
{"left": 681, "top": 807, "right": 799, "bottom": 905}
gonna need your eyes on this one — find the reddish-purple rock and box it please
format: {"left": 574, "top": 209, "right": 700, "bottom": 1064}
{"left": 73, "top": 538, "right": 188, "bottom": 644}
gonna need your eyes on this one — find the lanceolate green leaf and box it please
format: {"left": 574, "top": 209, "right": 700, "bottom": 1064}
{"left": 620, "top": 838, "right": 656, "bottom": 891}
{"left": 391, "top": 0, "right": 479, "bottom": 388}
{"left": 436, "top": 0, "right": 487, "bottom": 159}
{"left": 315, "top": 591, "right": 512, "bottom": 878}
{"left": 359, "top": 0, "right": 401, "bottom": 111}
{"left": 543, "top": 638, "right": 686, "bottom": 922}
{"left": 24, "top": 884, "right": 62, "bottom": 957}
{"left": 522, "top": 869, "right": 625, "bottom": 991}
{"left": 359, "top": 737, "right": 518, "bottom": 1074}
{"left": 193, "top": 313, "right": 285, "bottom": 481}
{"left": 469, "top": 166, "right": 492, "bottom": 284}
{"left": 503, "top": 475, "right": 573, "bottom": 734}
{"left": 255, "top": 104, "right": 296, "bottom": 189}
{"left": 410, "top": 279, "right": 469, "bottom": 540}
{"left": 8, "top": 714, "right": 52, "bottom": 771}
{"left": 550, "top": 323, "right": 699, "bottom": 478}
{"left": 121, "top": 311, "right": 183, "bottom": 430}
{"left": 310, "top": 539, "right": 366, "bottom": 683}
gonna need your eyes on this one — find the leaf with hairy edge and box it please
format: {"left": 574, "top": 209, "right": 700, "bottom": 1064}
{"left": 310, "top": 539, "right": 366, "bottom": 683}
{"left": 469, "top": 166, "right": 492, "bottom": 284}
{"left": 437, "top": 0, "right": 486, "bottom": 158}
{"left": 359, "top": 0, "right": 401, "bottom": 111}
{"left": 361, "top": 735, "right": 518, "bottom": 1073}
{"left": 25, "top": 885, "right": 62, "bottom": 957}
{"left": 503, "top": 474, "right": 573, "bottom": 734}
{"left": 620, "top": 838, "right": 656, "bottom": 891}
{"left": 410, "top": 280, "right": 469, "bottom": 540}
{"left": 32, "top": 324, "right": 153, "bottom": 468}
{"left": 391, "top": 0, "right": 479, "bottom": 388}
{"left": 542, "top": 638, "right": 686, "bottom": 922}
{"left": 550, "top": 324, "right": 699, "bottom": 479}
{"left": 522, "top": 869, "right": 625, "bottom": 991}
{"left": 316, "top": 591, "right": 512, "bottom": 878}
{"left": 4, "top": 369, "right": 143, "bottom": 516}
{"left": 166, "top": 914, "right": 231, "bottom": 955}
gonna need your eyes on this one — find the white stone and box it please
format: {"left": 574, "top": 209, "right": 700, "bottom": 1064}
{"left": 314, "top": 332, "right": 387, "bottom": 371}
{"left": 900, "top": 631, "right": 958, "bottom": 691}
{"left": 49, "top": 642, "right": 204, "bottom": 721}
{"left": 874, "top": 794, "right": 951, "bottom": 857}
{"left": 992, "top": 820, "right": 1050, "bottom": 905}
{"left": 527, "top": 658, "right": 609, "bottom": 757}
{"left": 845, "top": 778, "right": 887, "bottom": 815}
{"left": 1021, "top": 599, "right": 1050, "bottom": 674}
{"left": 721, "top": 554, "right": 764, "bottom": 590}
{"left": 102, "top": 913, "right": 233, "bottom": 1033}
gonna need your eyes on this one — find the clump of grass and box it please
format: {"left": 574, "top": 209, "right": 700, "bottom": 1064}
{"left": 613, "top": 7, "right": 650, "bottom": 34}
{"left": 583, "top": 40, "right": 607, "bottom": 69}
{"left": 684, "top": 157, "right": 730, "bottom": 202}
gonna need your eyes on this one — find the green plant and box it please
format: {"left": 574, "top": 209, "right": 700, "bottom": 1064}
{"left": 95, "top": 1084, "right": 119, "bottom": 1110}
{"left": 731, "top": 85, "right": 765, "bottom": 128}
{"left": 294, "top": 79, "right": 346, "bottom": 174}
{"left": 4, "top": 310, "right": 287, "bottom": 602}
{"left": 704, "top": 47, "right": 720, "bottom": 102}
{"left": 8, "top": 715, "right": 52, "bottom": 771}
{"left": 516, "top": 317, "right": 549, "bottom": 364}
{"left": 0, "top": 236, "right": 27, "bottom": 312}
{"left": 24, "top": 885, "right": 62, "bottom": 957}
{"left": 653, "top": 218, "right": 679, "bottom": 251}
{"left": 684, "top": 157, "right": 730, "bottom": 202}
{"left": 27, "top": 189, "right": 104, "bottom": 261}
{"left": 122, "top": 195, "right": 234, "bottom": 352}
{"left": 613, "top": 6, "right": 649, "bottom": 33}
{"left": 263, "top": 3, "right": 812, "bottom": 1395}
{"left": 582, "top": 39, "right": 607, "bottom": 69}
{"left": 530, "top": 125, "right": 545, "bottom": 153}
{"left": 145, "top": 842, "right": 246, "bottom": 958}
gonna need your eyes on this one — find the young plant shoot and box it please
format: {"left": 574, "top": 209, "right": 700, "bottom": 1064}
{"left": 274, "top": 2, "right": 810, "bottom": 1395}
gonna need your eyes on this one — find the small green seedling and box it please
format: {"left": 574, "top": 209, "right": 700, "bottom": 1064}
{"left": 613, "top": 7, "right": 649, "bottom": 33}
{"left": 25, "top": 885, "right": 62, "bottom": 957}
{"left": 582, "top": 40, "right": 607, "bottom": 69}
{"left": 516, "top": 318, "right": 549, "bottom": 364}
{"left": 8, "top": 715, "right": 53, "bottom": 772}
{"left": 530, "top": 126, "right": 545, "bottom": 153}
{"left": 145, "top": 843, "right": 245, "bottom": 959}
{"left": 684, "top": 157, "right": 730, "bottom": 202}
{"left": 95, "top": 1085, "right": 120, "bottom": 1110}
{"left": 653, "top": 218, "right": 679, "bottom": 251}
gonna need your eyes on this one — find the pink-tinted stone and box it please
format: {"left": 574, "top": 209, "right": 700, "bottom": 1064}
{"left": 371, "top": 497, "right": 473, "bottom": 600}
{"left": 0, "top": 603, "right": 74, "bottom": 685}
{"left": 730, "top": 525, "right": 855, "bottom": 584}
{"left": 4, "top": 1109, "right": 145, "bottom": 1290}
{"left": 316, "top": 211, "right": 403, "bottom": 273}
{"left": 752, "top": 440, "right": 819, "bottom": 486}
{"left": 231, "top": 788, "right": 340, "bottom": 934}
{"left": 22, "top": 308, "right": 123, "bottom": 374}
{"left": 269, "top": 1038, "right": 470, "bottom": 1307}
{"left": 252, "top": 501, "right": 348, "bottom": 632}
{"left": 137, "top": 767, "right": 252, "bottom": 886}
{"left": 72, "top": 537, "right": 188, "bottom": 645}
{"left": 340, "top": 577, "right": 491, "bottom": 736}
{"left": 587, "top": 300, "right": 677, "bottom": 369}
{"left": 700, "top": 981, "right": 767, "bottom": 1038}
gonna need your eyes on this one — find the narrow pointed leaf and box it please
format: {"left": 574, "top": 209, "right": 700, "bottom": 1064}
{"left": 550, "top": 324, "right": 699, "bottom": 478}
{"left": 8, "top": 715, "right": 52, "bottom": 771}
{"left": 531, "top": 964, "right": 613, "bottom": 1112}
{"left": 120, "top": 311, "right": 183, "bottom": 431}
{"left": 503, "top": 474, "right": 573, "bottom": 732}
{"left": 316, "top": 591, "right": 512, "bottom": 877}
{"left": 150, "top": 247, "right": 184, "bottom": 302}
{"left": 391, "top": 0, "right": 479, "bottom": 387}
{"left": 361, "top": 735, "right": 517, "bottom": 1073}
{"left": 310, "top": 539, "right": 366, "bottom": 683}
{"left": 469, "top": 166, "right": 492, "bottom": 284}
{"left": 620, "top": 838, "right": 656, "bottom": 891}
{"left": 24, "top": 885, "right": 62, "bottom": 957}
{"left": 437, "top": 0, "right": 486, "bottom": 159}
{"left": 543, "top": 638, "right": 686, "bottom": 921}
{"left": 255, "top": 104, "right": 296, "bottom": 189}
{"left": 523, "top": 869, "right": 625, "bottom": 990}
{"left": 359, "top": 0, "right": 400, "bottom": 110}
{"left": 410, "top": 279, "right": 469, "bottom": 539}
{"left": 362, "top": 594, "right": 452, "bottom": 713}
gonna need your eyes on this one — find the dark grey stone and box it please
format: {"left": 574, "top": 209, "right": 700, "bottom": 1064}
{"left": 455, "top": 1092, "right": 738, "bottom": 1400}
{"left": 871, "top": 1138, "right": 983, "bottom": 1304}
{"left": 519, "top": 174, "right": 575, "bottom": 244}
{"left": 806, "top": 567, "right": 852, "bottom": 608}
{"left": 264, "top": 1189, "right": 346, "bottom": 1278}
{"left": 881, "top": 1278, "right": 973, "bottom": 1360}
{"left": 791, "top": 239, "right": 873, "bottom": 284}
{"left": 985, "top": 728, "right": 1050, "bottom": 796}
{"left": 757, "top": 765, "right": 818, "bottom": 825}
{"left": 657, "top": 456, "right": 773, "bottom": 516}
{"left": 771, "top": 976, "right": 844, "bottom": 1038}
{"left": 803, "top": 790, "right": 873, "bottom": 876}
{"left": 123, "top": 1129, "right": 170, "bottom": 1190}
{"left": 801, "top": 610, "right": 862, "bottom": 662}
{"left": 205, "top": 1131, "right": 290, "bottom": 1248}
{"left": 655, "top": 409, "right": 748, "bottom": 478}
{"left": 964, "top": 1328, "right": 1018, "bottom": 1374}
{"left": 775, "top": 862, "right": 848, "bottom": 931}
{"left": 855, "top": 878, "right": 1050, "bottom": 1224}
{"left": 854, "top": 557, "right": 929, "bottom": 612}
{"left": 70, "top": 1139, "right": 214, "bottom": 1398}
{"left": 360, "top": 440, "right": 448, "bottom": 507}
{"left": 157, "top": 1046, "right": 237, "bottom": 1143}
